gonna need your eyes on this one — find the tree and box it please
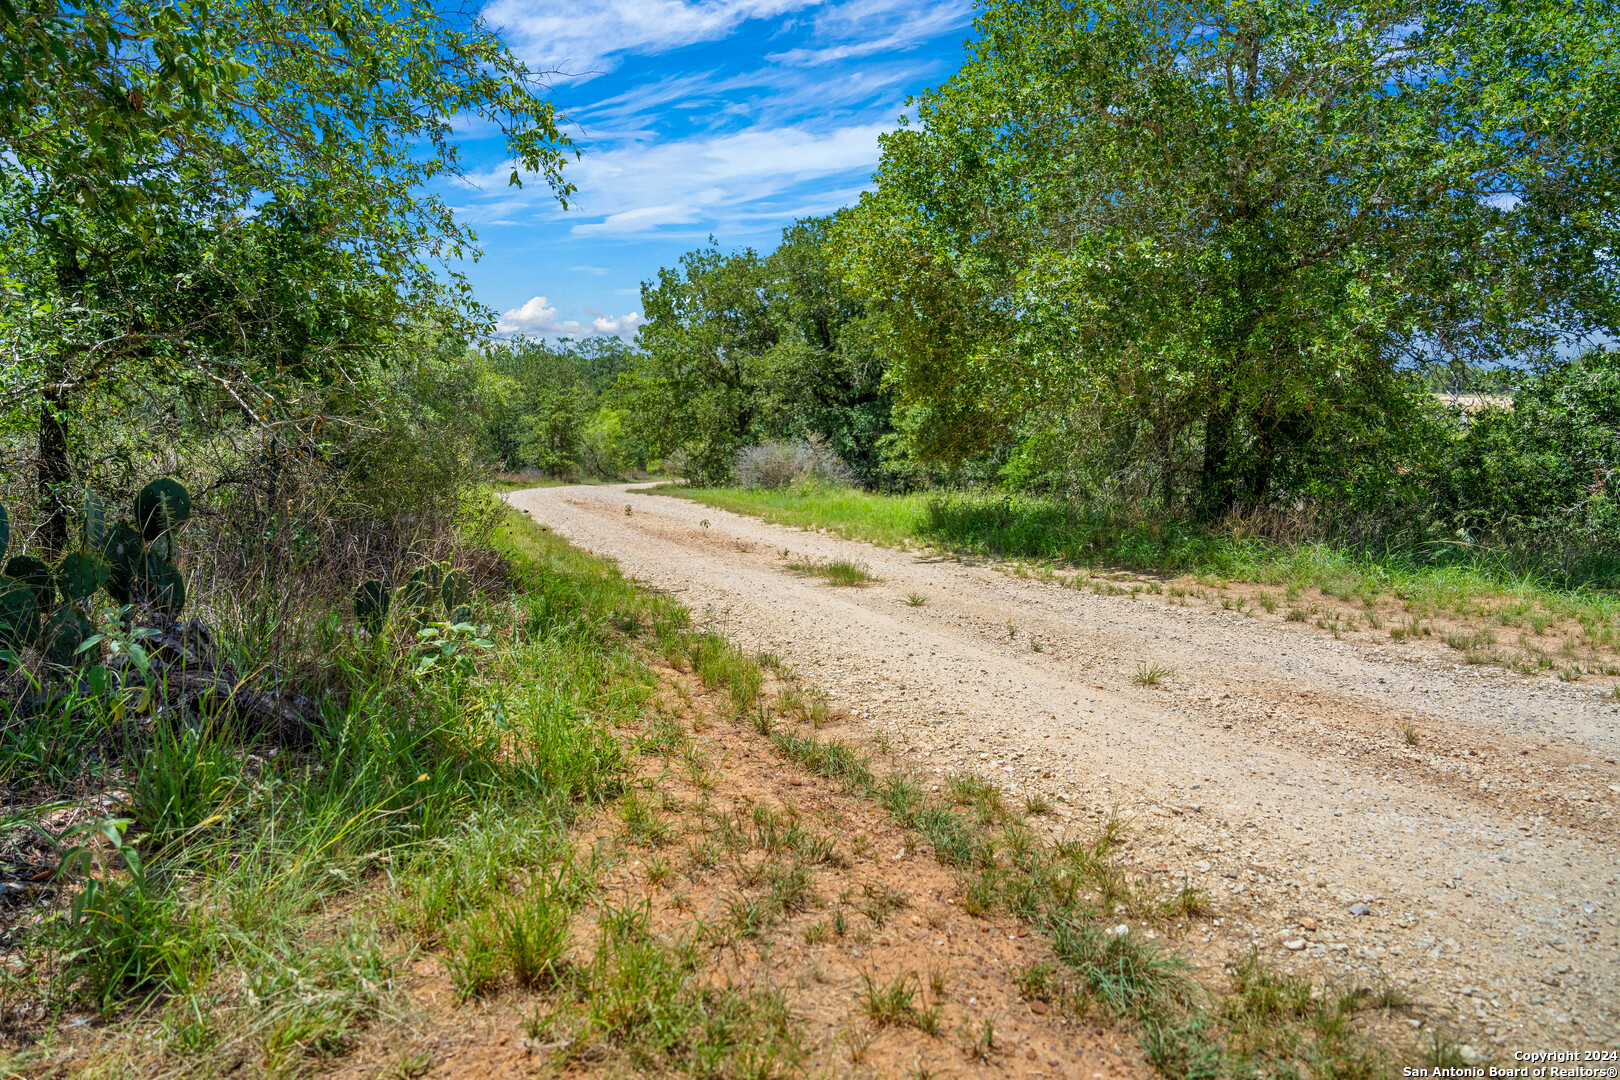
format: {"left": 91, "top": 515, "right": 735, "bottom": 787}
{"left": 760, "top": 216, "right": 894, "bottom": 486}
{"left": 838, "top": 0, "right": 1620, "bottom": 511}
{"left": 622, "top": 216, "right": 896, "bottom": 486}
{"left": 0, "top": 0, "right": 573, "bottom": 552}
{"left": 622, "top": 245, "right": 777, "bottom": 485}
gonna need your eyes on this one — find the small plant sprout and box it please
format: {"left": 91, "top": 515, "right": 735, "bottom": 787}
{"left": 1132, "top": 661, "right": 1174, "bottom": 687}
{"left": 625, "top": 504, "right": 633, "bottom": 515}
{"left": 700, "top": 519, "right": 710, "bottom": 529}
{"left": 906, "top": 592, "right": 928, "bottom": 607}
{"left": 1402, "top": 723, "right": 1420, "bottom": 746}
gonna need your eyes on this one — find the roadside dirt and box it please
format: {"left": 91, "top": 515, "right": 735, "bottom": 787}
{"left": 330, "top": 662, "right": 1159, "bottom": 1080}
{"left": 506, "top": 483, "right": 1620, "bottom": 1057}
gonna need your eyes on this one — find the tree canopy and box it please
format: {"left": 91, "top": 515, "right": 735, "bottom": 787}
{"left": 836, "top": 0, "right": 1620, "bottom": 509}
{"left": 0, "top": 0, "right": 574, "bottom": 550}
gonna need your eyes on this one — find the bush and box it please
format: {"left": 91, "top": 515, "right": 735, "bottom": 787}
{"left": 1432, "top": 349, "right": 1620, "bottom": 551}
{"left": 733, "top": 438, "right": 852, "bottom": 490}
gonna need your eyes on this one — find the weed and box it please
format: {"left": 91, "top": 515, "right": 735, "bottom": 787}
{"left": 857, "top": 881, "right": 909, "bottom": 926}
{"left": 1024, "top": 791, "right": 1053, "bottom": 815}
{"left": 961, "top": 1018, "right": 996, "bottom": 1062}
{"left": 1016, "top": 961, "right": 1062, "bottom": 1002}
{"left": 1258, "top": 592, "right": 1278, "bottom": 613}
{"left": 1132, "top": 662, "right": 1174, "bottom": 687}
{"left": 859, "top": 972, "right": 937, "bottom": 1032}
{"left": 1402, "top": 723, "right": 1421, "bottom": 746}
{"left": 1163, "top": 883, "right": 1210, "bottom": 918}
{"left": 767, "top": 861, "right": 819, "bottom": 914}
{"left": 906, "top": 592, "right": 928, "bottom": 606}
{"left": 786, "top": 557, "right": 876, "bottom": 586}
{"left": 724, "top": 894, "right": 773, "bottom": 938}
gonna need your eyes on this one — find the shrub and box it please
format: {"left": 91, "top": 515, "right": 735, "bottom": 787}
{"left": 733, "top": 438, "right": 853, "bottom": 490}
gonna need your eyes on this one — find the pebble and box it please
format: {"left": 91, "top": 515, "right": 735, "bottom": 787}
{"left": 1284, "top": 939, "right": 1306, "bottom": 950}
{"left": 1349, "top": 902, "right": 1370, "bottom": 916}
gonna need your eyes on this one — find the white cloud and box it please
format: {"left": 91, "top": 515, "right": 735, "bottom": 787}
{"left": 455, "top": 120, "right": 889, "bottom": 237}
{"left": 568, "top": 122, "right": 888, "bottom": 235}
{"left": 486, "top": 0, "right": 823, "bottom": 73}
{"left": 498, "top": 295, "right": 562, "bottom": 333}
{"left": 768, "top": 0, "right": 970, "bottom": 65}
{"left": 498, "top": 295, "right": 644, "bottom": 339}
{"left": 589, "top": 310, "right": 646, "bottom": 335}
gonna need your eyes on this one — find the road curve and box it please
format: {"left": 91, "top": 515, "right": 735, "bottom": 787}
{"left": 506, "top": 482, "right": 1620, "bottom": 1052}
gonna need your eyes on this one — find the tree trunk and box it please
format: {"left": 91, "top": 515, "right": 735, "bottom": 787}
{"left": 1248, "top": 415, "right": 1275, "bottom": 504}
{"left": 1199, "top": 405, "right": 1235, "bottom": 516}
{"left": 38, "top": 389, "right": 70, "bottom": 557}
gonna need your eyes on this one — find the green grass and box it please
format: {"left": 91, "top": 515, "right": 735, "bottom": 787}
{"left": 667, "top": 485, "right": 1620, "bottom": 660}
{"left": 0, "top": 504, "right": 700, "bottom": 1070}
{"left": 669, "top": 485, "right": 931, "bottom": 546}
{"left": 785, "top": 556, "right": 878, "bottom": 586}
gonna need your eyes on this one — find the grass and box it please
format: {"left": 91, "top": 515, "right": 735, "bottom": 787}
{"left": 0, "top": 504, "right": 723, "bottom": 1072}
{"left": 1133, "top": 661, "right": 1176, "bottom": 687}
{"left": 785, "top": 556, "right": 877, "bottom": 586}
{"left": 11, "top": 492, "right": 1416, "bottom": 1078}
{"left": 667, "top": 485, "right": 1620, "bottom": 676}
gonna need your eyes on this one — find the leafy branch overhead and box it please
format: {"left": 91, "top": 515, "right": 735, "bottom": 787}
{"left": 0, "top": 0, "right": 577, "bottom": 551}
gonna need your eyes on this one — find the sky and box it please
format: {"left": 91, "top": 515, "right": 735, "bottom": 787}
{"left": 443, "top": 0, "right": 976, "bottom": 339}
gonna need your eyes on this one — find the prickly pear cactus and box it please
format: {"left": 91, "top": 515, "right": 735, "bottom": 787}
{"left": 404, "top": 566, "right": 439, "bottom": 610}
{"left": 141, "top": 552, "right": 186, "bottom": 616}
{"left": 102, "top": 521, "right": 145, "bottom": 604}
{"left": 353, "top": 579, "right": 390, "bottom": 631}
{"left": 79, "top": 487, "right": 106, "bottom": 551}
{"left": 3, "top": 556, "right": 54, "bottom": 612}
{"left": 57, "top": 551, "right": 110, "bottom": 602}
{"left": 135, "top": 478, "right": 192, "bottom": 541}
{"left": 41, "top": 606, "right": 92, "bottom": 667}
{"left": 0, "top": 579, "right": 39, "bottom": 652}
{"left": 441, "top": 569, "right": 472, "bottom": 612}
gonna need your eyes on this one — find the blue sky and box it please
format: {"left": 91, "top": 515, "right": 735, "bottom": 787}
{"left": 443, "top": 0, "right": 976, "bottom": 338}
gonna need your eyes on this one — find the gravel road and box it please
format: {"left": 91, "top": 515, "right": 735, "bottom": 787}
{"left": 506, "top": 483, "right": 1620, "bottom": 1054}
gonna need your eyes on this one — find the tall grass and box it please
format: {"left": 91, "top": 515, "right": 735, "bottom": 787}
{"left": 668, "top": 486, "right": 1620, "bottom": 632}
{"left": 0, "top": 505, "right": 671, "bottom": 1063}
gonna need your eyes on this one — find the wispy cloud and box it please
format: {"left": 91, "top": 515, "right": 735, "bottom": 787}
{"left": 451, "top": 0, "right": 970, "bottom": 333}
{"left": 457, "top": 121, "right": 888, "bottom": 237}
{"left": 768, "top": 0, "right": 970, "bottom": 65}
{"left": 487, "top": 0, "right": 824, "bottom": 73}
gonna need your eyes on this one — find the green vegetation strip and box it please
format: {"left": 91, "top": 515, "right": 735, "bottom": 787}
{"left": 667, "top": 486, "right": 1620, "bottom": 655}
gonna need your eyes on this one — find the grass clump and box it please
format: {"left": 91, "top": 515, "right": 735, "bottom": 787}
{"left": 785, "top": 556, "right": 877, "bottom": 586}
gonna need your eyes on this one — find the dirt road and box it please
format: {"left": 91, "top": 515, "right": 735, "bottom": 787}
{"left": 507, "top": 483, "right": 1620, "bottom": 1054}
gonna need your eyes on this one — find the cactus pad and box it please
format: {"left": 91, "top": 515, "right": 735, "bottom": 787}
{"left": 57, "top": 551, "right": 110, "bottom": 601}
{"left": 135, "top": 478, "right": 192, "bottom": 541}
{"left": 3, "top": 556, "right": 55, "bottom": 611}
{"left": 41, "top": 607, "right": 93, "bottom": 667}
{"left": 440, "top": 569, "right": 472, "bottom": 612}
{"left": 403, "top": 567, "right": 437, "bottom": 610}
{"left": 141, "top": 554, "right": 186, "bottom": 616}
{"left": 353, "top": 579, "right": 390, "bottom": 631}
{"left": 102, "top": 521, "right": 145, "bottom": 604}
{"left": 79, "top": 487, "right": 106, "bottom": 551}
{"left": 0, "top": 579, "right": 40, "bottom": 651}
